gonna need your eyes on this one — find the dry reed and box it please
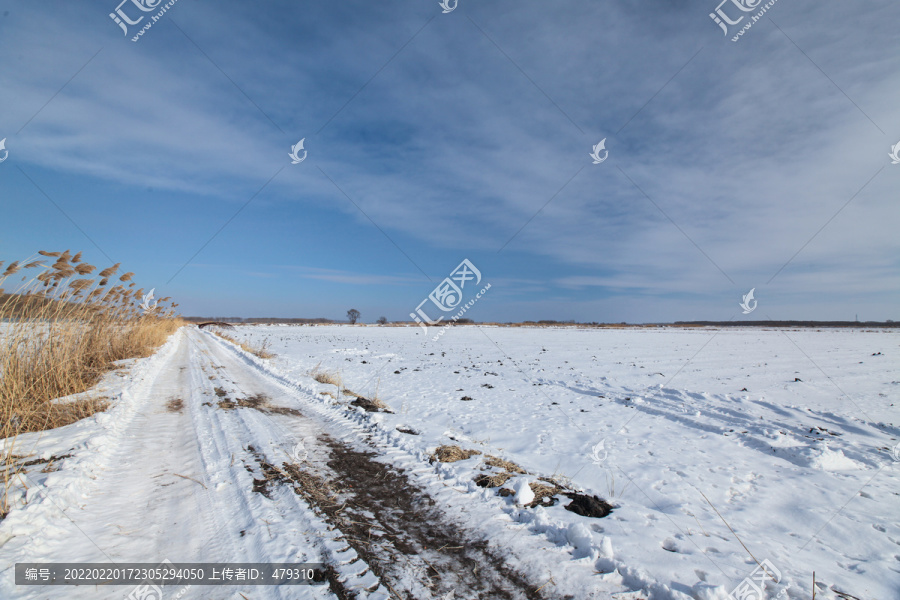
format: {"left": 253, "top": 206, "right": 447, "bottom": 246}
{"left": 1, "top": 250, "right": 183, "bottom": 518}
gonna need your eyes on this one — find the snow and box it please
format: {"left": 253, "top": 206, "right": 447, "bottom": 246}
{"left": 1, "top": 325, "right": 897, "bottom": 599}
{"left": 231, "top": 324, "right": 900, "bottom": 598}
{"left": 513, "top": 477, "right": 535, "bottom": 506}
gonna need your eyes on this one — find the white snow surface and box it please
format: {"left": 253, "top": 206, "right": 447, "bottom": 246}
{"left": 1, "top": 325, "right": 897, "bottom": 600}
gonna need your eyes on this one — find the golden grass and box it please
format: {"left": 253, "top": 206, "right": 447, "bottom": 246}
{"left": 309, "top": 363, "right": 343, "bottom": 388}
{"left": 429, "top": 445, "right": 482, "bottom": 463}
{"left": 307, "top": 365, "right": 391, "bottom": 411}
{"left": 484, "top": 455, "right": 526, "bottom": 474}
{"left": 208, "top": 329, "right": 274, "bottom": 359}
{"left": 527, "top": 482, "right": 564, "bottom": 507}
{"left": 1, "top": 250, "right": 183, "bottom": 518}
{"left": 474, "top": 471, "right": 515, "bottom": 487}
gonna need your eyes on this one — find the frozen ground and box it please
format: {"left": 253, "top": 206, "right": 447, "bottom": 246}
{"left": 1, "top": 325, "right": 898, "bottom": 599}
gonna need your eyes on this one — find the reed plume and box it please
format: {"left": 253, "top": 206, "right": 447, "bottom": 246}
{"left": 0, "top": 250, "right": 183, "bottom": 518}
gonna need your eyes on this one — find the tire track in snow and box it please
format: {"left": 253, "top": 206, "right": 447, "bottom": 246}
{"left": 195, "top": 329, "right": 554, "bottom": 599}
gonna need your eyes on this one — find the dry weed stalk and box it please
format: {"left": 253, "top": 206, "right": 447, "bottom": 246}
{"left": 208, "top": 329, "right": 274, "bottom": 359}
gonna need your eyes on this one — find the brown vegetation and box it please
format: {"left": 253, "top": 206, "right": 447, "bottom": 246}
{"left": 429, "top": 445, "right": 482, "bottom": 463}
{"left": 1, "top": 250, "right": 182, "bottom": 517}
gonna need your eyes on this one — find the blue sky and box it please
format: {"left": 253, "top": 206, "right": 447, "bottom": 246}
{"left": 1, "top": 0, "right": 898, "bottom": 322}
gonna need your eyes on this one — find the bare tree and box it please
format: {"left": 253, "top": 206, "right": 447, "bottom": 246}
{"left": 347, "top": 309, "right": 361, "bottom": 324}
{"left": 376, "top": 316, "right": 388, "bottom": 325}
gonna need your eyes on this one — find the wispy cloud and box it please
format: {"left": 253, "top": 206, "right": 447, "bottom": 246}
{"left": 1, "top": 0, "right": 898, "bottom": 320}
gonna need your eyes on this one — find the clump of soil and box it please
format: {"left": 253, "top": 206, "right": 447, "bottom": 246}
{"left": 460, "top": 396, "right": 473, "bottom": 401}
{"left": 564, "top": 493, "right": 613, "bottom": 518}
{"left": 213, "top": 387, "right": 227, "bottom": 397}
{"left": 350, "top": 396, "right": 393, "bottom": 413}
{"left": 429, "top": 445, "right": 482, "bottom": 463}
{"left": 396, "top": 426, "right": 420, "bottom": 435}
{"left": 166, "top": 398, "right": 184, "bottom": 412}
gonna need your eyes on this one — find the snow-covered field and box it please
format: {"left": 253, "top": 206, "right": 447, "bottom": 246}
{"left": 2, "top": 325, "right": 898, "bottom": 599}
{"left": 234, "top": 324, "right": 900, "bottom": 598}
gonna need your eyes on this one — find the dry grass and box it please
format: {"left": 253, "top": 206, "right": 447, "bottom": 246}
{"left": 474, "top": 471, "right": 515, "bottom": 487}
{"left": 209, "top": 329, "right": 273, "bottom": 359}
{"left": 1, "top": 250, "right": 183, "bottom": 518}
{"left": 527, "top": 482, "right": 564, "bottom": 507}
{"left": 474, "top": 455, "right": 527, "bottom": 489}
{"left": 309, "top": 363, "right": 343, "bottom": 388}
{"left": 484, "top": 455, "right": 526, "bottom": 474}
{"left": 429, "top": 445, "right": 482, "bottom": 463}
{"left": 307, "top": 365, "right": 391, "bottom": 411}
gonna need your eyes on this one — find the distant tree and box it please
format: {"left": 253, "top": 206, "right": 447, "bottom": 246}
{"left": 376, "top": 316, "right": 388, "bottom": 325}
{"left": 347, "top": 309, "right": 361, "bottom": 324}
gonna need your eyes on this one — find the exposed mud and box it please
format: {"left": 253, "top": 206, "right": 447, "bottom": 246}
{"left": 246, "top": 436, "right": 557, "bottom": 599}
{"left": 563, "top": 493, "right": 614, "bottom": 518}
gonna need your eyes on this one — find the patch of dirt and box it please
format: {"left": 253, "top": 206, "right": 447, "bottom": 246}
{"left": 396, "top": 426, "right": 420, "bottom": 435}
{"left": 246, "top": 446, "right": 284, "bottom": 499}
{"left": 268, "top": 406, "right": 303, "bottom": 417}
{"left": 460, "top": 396, "right": 474, "bottom": 401}
{"left": 16, "top": 453, "right": 73, "bottom": 473}
{"left": 317, "top": 438, "right": 552, "bottom": 599}
{"left": 246, "top": 439, "right": 553, "bottom": 599}
{"left": 563, "top": 493, "right": 614, "bottom": 518}
{"left": 430, "top": 445, "right": 482, "bottom": 463}
{"left": 166, "top": 398, "right": 184, "bottom": 412}
{"left": 350, "top": 396, "right": 394, "bottom": 413}
{"left": 213, "top": 387, "right": 227, "bottom": 397}
{"left": 19, "top": 453, "right": 72, "bottom": 467}
{"left": 216, "top": 393, "right": 302, "bottom": 416}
